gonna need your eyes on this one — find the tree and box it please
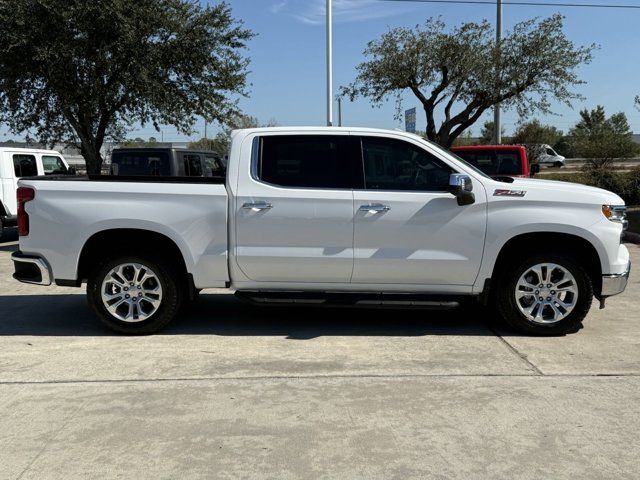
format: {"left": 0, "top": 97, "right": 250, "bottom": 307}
{"left": 121, "top": 137, "right": 160, "bottom": 147}
{"left": 512, "top": 120, "right": 562, "bottom": 146}
{"left": 189, "top": 114, "right": 278, "bottom": 155}
{"left": 568, "top": 106, "right": 638, "bottom": 168}
{"left": 451, "top": 130, "right": 475, "bottom": 147}
{"left": 511, "top": 119, "right": 563, "bottom": 162}
{"left": 341, "top": 15, "right": 594, "bottom": 148}
{"left": 479, "top": 121, "right": 506, "bottom": 145}
{"left": 0, "top": 0, "right": 253, "bottom": 173}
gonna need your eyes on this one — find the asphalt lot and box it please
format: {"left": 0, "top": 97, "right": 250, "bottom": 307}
{"left": 0, "top": 228, "right": 638, "bottom": 479}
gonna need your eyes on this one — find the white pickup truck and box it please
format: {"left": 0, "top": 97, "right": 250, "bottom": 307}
{"left": 1, "top": 147, "right": 73, "bottom": 236}
{"left": 11, "top": 127, "right": 630, "bottom": 335}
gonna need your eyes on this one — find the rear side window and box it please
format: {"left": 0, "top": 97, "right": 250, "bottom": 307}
{"left": 496, "top": 152, "right": 522, "bottom": 175}
{"left": 455, "top": 150, "right": 521, "bottom": 176}
{"left": 111, "top": 151, "right": 171, "bottom": 176}
{"left": 183, "top": 154, "right": 203, "bottom": 176}
{"left": 204, "top": 155, "right": 224, "bottom": 176}
{"left": 361, "top": 137, "right": 452, "bottom": 191}
{"left": 456, "top": 152, "right": 498, "bottom": 176}
{"left": 13, "top": 154, "right": 38, "bottom": 177}
{"left": 258, "top": 135, "right": 353, "bottom": 189}
{"left": 42, "top": 155, "right": 68, "bottom": 175}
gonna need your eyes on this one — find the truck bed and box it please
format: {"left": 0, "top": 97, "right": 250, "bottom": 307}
{"left": 17, "top": 174, "right": 230, "bottom": 288}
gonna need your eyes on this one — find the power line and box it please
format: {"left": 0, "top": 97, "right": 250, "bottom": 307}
{"left": 382, "top": 0, "right": 640, "bottom": 8}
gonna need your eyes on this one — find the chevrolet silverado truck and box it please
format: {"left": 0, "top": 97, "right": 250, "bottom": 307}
{"left": 11, "top": 127, "right": 630, "bottom": 335}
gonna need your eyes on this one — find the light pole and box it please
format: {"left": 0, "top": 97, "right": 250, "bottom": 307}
{"left": 493, "top": 0, "right": 502, "bottom": 144}
{"left": 326, "top": 0, "right": 333, "bottom": 126}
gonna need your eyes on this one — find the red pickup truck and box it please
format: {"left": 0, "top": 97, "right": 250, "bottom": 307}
{"left": 450, "top": 145, "right": 539, "bottom": 178}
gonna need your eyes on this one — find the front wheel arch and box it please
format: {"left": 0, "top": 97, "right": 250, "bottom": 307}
{"left": 490, "top": 232, "right": 602, "bottom": 297}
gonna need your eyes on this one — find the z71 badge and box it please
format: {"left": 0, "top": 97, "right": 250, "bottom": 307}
{"left": 494, "top": 189, "right": 526, "bottom": 197}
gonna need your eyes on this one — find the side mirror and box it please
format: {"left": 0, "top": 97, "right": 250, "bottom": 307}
{"left": 530, "top": 163, "right": 540, "bottom": 176}
{"left": 448, "top": 174, "right": 475, "bottom": 206}
{"left": 67, "top": 166, "right": 77, "bottom": 176}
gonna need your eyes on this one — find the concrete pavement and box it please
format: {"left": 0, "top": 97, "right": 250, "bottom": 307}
{"left": 0, "top": 229, "right": 638, "bottom": 479}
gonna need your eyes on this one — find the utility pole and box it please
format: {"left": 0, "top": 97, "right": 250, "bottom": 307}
{"left": 326, "top": 0, "right": 333, "bottom": 126}
{"left": 204, "top": 120, "right": 208, "bottom": 140}
{"left": 493, "top": 0, "right": 502, "bottom": 144}
{"left": 338, "top": 97, "right": 342, "bottom": 127}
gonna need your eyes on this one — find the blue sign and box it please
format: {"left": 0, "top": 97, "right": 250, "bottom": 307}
{"left": 405, "top": 108, "right": 416, "bottom": 133}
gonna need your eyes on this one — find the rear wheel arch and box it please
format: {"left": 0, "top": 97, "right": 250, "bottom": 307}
{"left": 77, "top": 229, "right": 189, "bottom": 283}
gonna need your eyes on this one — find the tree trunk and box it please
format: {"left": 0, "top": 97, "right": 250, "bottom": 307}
{"left": 79, "top": 140, "right": 104, "bottom": 175}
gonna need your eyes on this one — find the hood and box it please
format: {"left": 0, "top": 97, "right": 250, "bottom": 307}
{"left": 502, "top": 177, "right": 625, "bottom": 205}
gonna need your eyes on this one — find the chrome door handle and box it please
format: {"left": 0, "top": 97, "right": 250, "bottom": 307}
{"left": 359, "top": 203, "right": 391, "bottom": 213}
{"left": 242, "top": 201, "right": 273, "bottom": 211}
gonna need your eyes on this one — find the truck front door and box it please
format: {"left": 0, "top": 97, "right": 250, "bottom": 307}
{"left": 351, "top": 135, "right": 487, "bottom": 287}
{"left": 234, "top": 134, "right": 360, "bottom": 283}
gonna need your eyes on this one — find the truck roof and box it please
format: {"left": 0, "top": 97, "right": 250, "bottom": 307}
{"left": 0, "top": 147, "right": 62, "bottom": 155}
{"left": 231, "top": 126, "right": 427, "bottom": 138}
{"left": 450, "top": 145, "right": 526, "bottom": 152}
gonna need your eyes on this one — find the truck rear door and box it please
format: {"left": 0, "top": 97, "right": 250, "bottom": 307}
{"left": 234, "top": 133, "right": 359, "bottom": 283}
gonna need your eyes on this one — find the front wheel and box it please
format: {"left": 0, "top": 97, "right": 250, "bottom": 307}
{"left": 87, "top": 255, "right": 182, "bottom": 334}
{"left": 495, "top": 253, "right": 593, "bottom": 335}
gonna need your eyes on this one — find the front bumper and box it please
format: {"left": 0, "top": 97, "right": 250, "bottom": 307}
{"left": 11, "top": 251, "right": 52, "bottom": 286}
{"left": 601, "top": 261, "right": 631, "bottom": 297}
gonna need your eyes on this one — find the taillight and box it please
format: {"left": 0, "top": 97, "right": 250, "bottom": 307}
{"left": 17, "top": 187, "right": 35, "bottom": 236}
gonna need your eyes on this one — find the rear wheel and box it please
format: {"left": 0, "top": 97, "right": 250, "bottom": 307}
{"left": 87, "top": 255, "right": 182, "bottom": 334}
{"left": 495, "top": 253, "right": 593, "bottom": 335}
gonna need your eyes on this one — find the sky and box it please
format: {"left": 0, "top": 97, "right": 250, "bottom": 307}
{"left": 2, "top": 0, "right": 639, "bottom": 142}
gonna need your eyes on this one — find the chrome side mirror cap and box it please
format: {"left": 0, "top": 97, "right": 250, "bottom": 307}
{"left": 448, "top": 174, "right": 475, "bottom": 206}
{"left": 449, "top": 174, "right": 473, "bottom": 193}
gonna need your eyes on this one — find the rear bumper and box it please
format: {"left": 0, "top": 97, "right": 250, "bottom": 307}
{"left": 11, "top": 251, "right": 52, "bottom": 286}
{"left": 601, "top": 261, "right": 631, "bottom": 297}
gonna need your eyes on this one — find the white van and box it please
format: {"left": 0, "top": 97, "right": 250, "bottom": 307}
{"left": 0, "top": 148, "right": 73, "bottom": 235}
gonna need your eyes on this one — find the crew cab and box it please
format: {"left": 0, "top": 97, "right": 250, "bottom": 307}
{"left": 110, "top": 147, "right": 225, "bottom": 177}
{"left": 11, "top": 128, "right": 630, "bottom": 335}
{"left": 450, "top": 145, "right": 539, "bottom": 178}
{"left": 1, "top": 147, "right": 73, "bottom": 236}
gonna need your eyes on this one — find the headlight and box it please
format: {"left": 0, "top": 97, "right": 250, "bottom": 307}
{"left": 602, "top": 205, "right": 628, "bottom": 229}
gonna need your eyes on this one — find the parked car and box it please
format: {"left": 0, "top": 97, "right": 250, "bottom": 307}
{"left": 110, "top": 147, "right": 225, "bottom": 177}
{"left": 0, "top": 147, "right": 73, "bottom": 236}
{"left": 530, "top": 144, "right": 566, "bottom": 168}
{"left": 12, "top": 127, "right": 630, "bottom": 335}
{"left": 450, "top": 145, "right": 539, "bottom": 178}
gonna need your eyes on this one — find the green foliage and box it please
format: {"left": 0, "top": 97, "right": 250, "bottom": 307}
{"left": 0, "top": 0, "right": 253, "bottom": 173}
{"left": 478, "top": 121, "right": 507, "bottom": 145}
{"left": 511, "top": 119, "right": 563, "bottom": 162}
{"left": 121, "top": 137, "right": 160, "bottom": 147}
{"left": 341, "top": 14, "right": 595, "bottom": 147}
{"left": 568, "top": 106, "right": 638, "bottom": 168}
{"left": 512, "top": 120, "right": 563, "bottom": 147}
{"left": 451, "top": 130, "right": 476, "bottom": 147}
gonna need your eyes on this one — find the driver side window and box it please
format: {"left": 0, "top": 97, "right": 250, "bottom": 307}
{"left": 361, "top": 137, "right": 452, "bottom": 191}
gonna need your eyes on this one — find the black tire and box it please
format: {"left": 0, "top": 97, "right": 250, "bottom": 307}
{"left": 87, "top": 255, "right": 182, "bottom": 334}
{"left": 554, "top": 161, "right": 563, "bottom": 168}
{"left": 495, "top": 252, "right": 593, "bottom": 335}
